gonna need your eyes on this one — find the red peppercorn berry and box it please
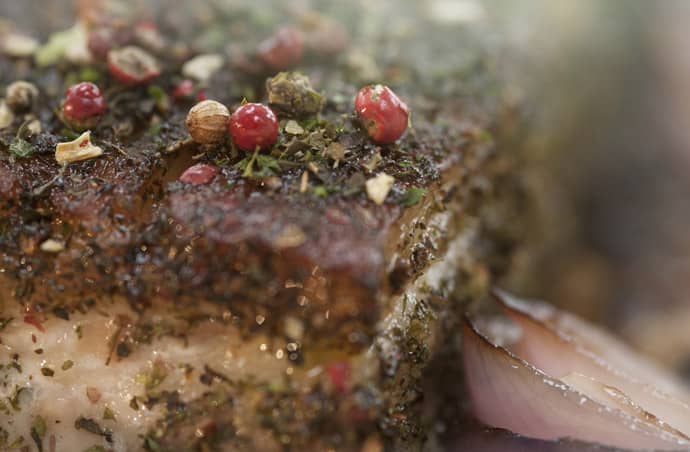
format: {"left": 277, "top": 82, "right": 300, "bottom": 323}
{"left": 354, "top": 84, "right": 409, "bottom": 145}
{"left": 61, "top": 82, "right": 107, "bottom": 131}
{"left": 87, "top": 29, "right": 114, "bottom": 61}
{"left": 179, "top": 163, "right": 218, "bottom": 185}
{"left": 257, "top": 26, "right": 304, "bottom": 70}
{"left": 88, "top": 27, "right": 133, "bottom": 61}
{"left": 171, "top": 79, "right": 195, "bottom": 99}
{"left": 229, "top": 103, "right": 279, "bottom": 151}
{"left": 326, "top": 361, "right": 351, "bottom": 394}
{"left": 107, "top": 46, "right": 161, "bottom": 85}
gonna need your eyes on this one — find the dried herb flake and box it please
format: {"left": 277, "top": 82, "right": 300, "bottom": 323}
{"left": 399, "top": 187, "right": 427, "bottom": 207}
{"left": 0, "top": 317, "right": 13, "bottom": 332}
{"left": 74, "top": 417, "right": 113, "bottom": 443}
{"left": 235, "top": 152, "right": 281, "bottom": 178}
{"left": 83, "top": 446, "right": 107, "bottom": 452}
{"left": 147, "top": 85, "right": 169, "bottom": 112}
{"left": 144, "top": 435, "right": 163, "bottom": 452}
{"left": 30, "top": 415, "right": 46, "bottom": 452}
{"left": 9, "top": 138, "right": 34, "bottom": 159}
{"left": 103, "top": 406, "right": 116, "bottom": 421}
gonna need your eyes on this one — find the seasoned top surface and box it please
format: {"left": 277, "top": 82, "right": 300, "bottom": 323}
{"left": 0, "top": 0, "right": 519, "bottom": 324}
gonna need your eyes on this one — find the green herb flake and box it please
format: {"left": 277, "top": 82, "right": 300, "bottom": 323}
{"left": 61, "top": 360, "right": 74, "bottom": 371}
{"left": 7, "top": 435, "right": 24, "bottom": 449}
{"left": 80, "top": 66, "right": 101, "bottom": 82}
{"left": 399, "top": 187, "right": 427, "bottom": 207}
{"left": 148, "top": 122, "right": 163, "bottom": 136}
{"left": 144, "top": 435, "right": 163, "bottom": 452}
{"left": 83, "top": 446, "right": 107, "bottom": 452}
{"left": 0, "top": 317, "right": 13, "bottom": 332}
{"left": 476, "top": 128, "right": 493, "bottom": 144}
{"left": 74, "top": 417, "right": 112, "bottom": 443}
{"left": 40, "top": 367, "right": 54, "bottom": 377}
{"left": 30, "top": 415, "right": 46, "bottom": 452}
{"left": 235, "top": 151, "right": 281, "bottom": 178}
{"left": 8, "top": 359, "right": 21, "bottom": 373}
{"left": 312, "top": 185, "right": 339, "bottom": 198}
{"left": 9, "top": 138, "right": 34, "bottom": 159}
{"left": 299, "top": 117, "right": 319, "bottom": 132}
{"left": 103, "top": 406, "right": 116, "bottom": 421}
{"left": 64, "top": 67, "right": 101, "bottom": 87}
{"left": 214, "top": 157, "right": 230, "bottom": 167}
{"left": 147, "top": 85, "right": 169, "bottom": 112}
{"left": 312, "top": 186, "right": 328, "bottom": 198}
{"left": 75, "top": 417, "right": 101, "bottom": 435}
{"left": 256, "top": 155, "right": 280, "bottom": 173}
{"left": 60, "top": 128, "right": 80, "bottom": 140}
{"left": 74, "top": 324, "right": 83, "bottom": 339}
{"left": 144, "top": 361, "right": 168, "bottom": 391}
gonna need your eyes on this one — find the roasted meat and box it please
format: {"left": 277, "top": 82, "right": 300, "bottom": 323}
{"left": 0, "top": 1, "right": 528, "bottom": 451}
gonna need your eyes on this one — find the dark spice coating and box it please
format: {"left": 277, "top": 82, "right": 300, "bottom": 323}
{"left": 0, "top": 120, "right": 173, "bottom": 306}
{"left": 0, "top": 53, "right": 489, "bottom": 346}
{"left": 132, "top": 105, "right": 485, "bottom": 344}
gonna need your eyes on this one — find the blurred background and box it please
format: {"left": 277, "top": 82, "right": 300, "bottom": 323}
{"left": 502, "top": 1, "right": 690, "bottom": 379}
{"left": 3, "top": 0, "right": 690, "bottom": 378}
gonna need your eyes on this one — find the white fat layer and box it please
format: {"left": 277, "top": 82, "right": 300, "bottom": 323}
{"left": 0, "top": 304, "right": 290, "bottom": 451}
{"left": 375, "top": 221, "right": 477, "bottom": 365}
{"left": 0, "top": 211, "right": 466, "bottom": 452}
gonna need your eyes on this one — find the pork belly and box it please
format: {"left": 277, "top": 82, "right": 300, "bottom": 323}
{"left": 0, "top": 110, "right": 520, "bottom": 451}
{"left": 0, "top": 1, "right": 529, "bottom": 450}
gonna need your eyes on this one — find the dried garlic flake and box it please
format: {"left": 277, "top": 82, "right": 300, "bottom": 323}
{"left": 0, "top": 101, "right": 13, "bottom": 129}
{"left": 40, "top": 239, "right": 65, "bottom": 253}
{"left": 366, "top": 173, "right": 394, "bottom": 205}
{"left": 55, "top": 131, "right": 103, "bottom": 165}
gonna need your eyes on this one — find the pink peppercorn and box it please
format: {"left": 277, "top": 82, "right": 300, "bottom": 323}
{"left": 228, "top": 103, "right": 279, "bottom": 151}
{"left": 179, "top": 164, "right": 218, "bottom": 185}
{"left": 354, "top": 84, "right": 409, "bottom": 145}
{"left": 171, "top": 79, "right": 195, "bottom": 99}
{"left": 107, "top": 46, "right": 161, "bottom": 85}
{"left": 257, "top": 26, "right": 304, "bottom": 70}
{"left": 326, "top": 361, "right": 351, "bottom": 394}
{"left": 61, "top": 82, "right": 107, "bottom": 131}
